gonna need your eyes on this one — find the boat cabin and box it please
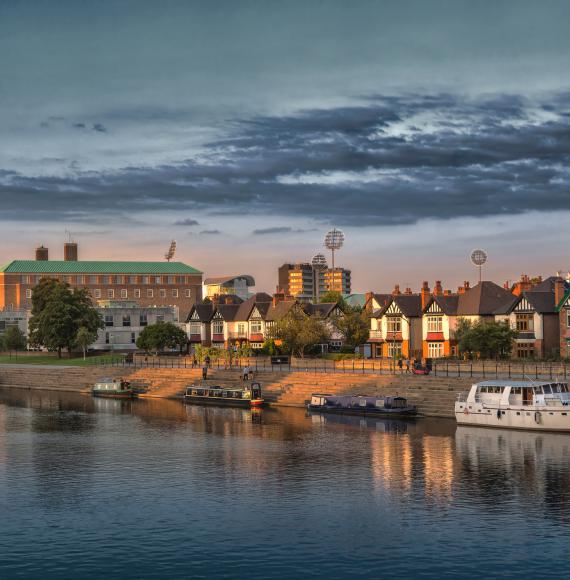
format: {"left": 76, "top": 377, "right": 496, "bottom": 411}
{"left": 462, "top": 381, "right": 570, "bottom": 408}
{"left": 185, "top": 382, "right": 262, "bottom": 400}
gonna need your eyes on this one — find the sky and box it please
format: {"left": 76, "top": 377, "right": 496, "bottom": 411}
{"left": 1, "top": 0, "right": 570, "bottom": 293}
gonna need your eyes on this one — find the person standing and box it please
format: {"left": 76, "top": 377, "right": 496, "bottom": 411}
{"left": 202, "top": 363, "right": 208, "bottom": 380}
{"left": 405, "top": 358, "right": 410, "bottom": 373}
{"left": 397, "top": 358, "right": 403, "bottom": 374}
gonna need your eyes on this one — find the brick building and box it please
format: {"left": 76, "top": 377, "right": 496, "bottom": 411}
{"left": 0, "top": 244, "right": 203, "bottom": 321}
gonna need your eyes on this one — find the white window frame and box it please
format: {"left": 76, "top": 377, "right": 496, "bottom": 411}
{"left": 427, "top": 316, "right": 443, "bottom": 333}
{"left": 25, "top": 289, "right": 32, "bottom": 299}
{"left": 134, "top": 289, "right": 141, "bottom": 298}
{"left": 107, "top": 289, "right": 114, "bottom": 299}
{"left": 212, "top": 320, "right": 224, "bottom": 335}
{"left": 121, "top": 289, "right": 128, "bottom": 299}
{"left": 172, "top": 289, "right": 178, "bottom": 298}
{"left": 185, "top": 289, "right": 191, "bottom": 298}
{"left": 159, "top": 289, "right": 166, "bottom": 298}
{"left": 427, "top": 342, "right": 444, "bottom": 358}
{"left": 147, "top": 289, "right": 154, "bottom": 298}
{"left": 94, "top": 289, "right": 102, "bottom": 299}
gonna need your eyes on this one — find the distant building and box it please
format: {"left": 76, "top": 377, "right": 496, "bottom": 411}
{"left": 0, "top": 309, "right": 29, "bottom": 341}
{"left": 203, "top": 275, "right": 255, "bottom": 301}
{"left": 323, "top": 268, "right": 351, "bottom": 295}
{"left": 0, "top": 242, "right": 203, "bottom": 320}
{"left": 92, "top": 300, "right": 178, "bottom": 351}
{"left": 278, "top": 263, "right": 315, "bottom": 301}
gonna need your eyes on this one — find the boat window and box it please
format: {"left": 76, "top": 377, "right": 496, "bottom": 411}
{"left": 516, "top": 412, "right": 520, "bottom": 415}
{"left": 543, "top": 385, "right": 552, "bottom": 394}
{"left": 511, "top": 387, "right": 522, "bottom": 395}
{"left": 563, "top": 413, "right": 567, "bottom": 416}
{"left": 479, "top": 386, "right": 487, "bottom": 393}
{"left": 534, "top": 386, "right": 544, "bottom": 394}
{"left": 562, "top": 384, "right": 569, "bottom": 393}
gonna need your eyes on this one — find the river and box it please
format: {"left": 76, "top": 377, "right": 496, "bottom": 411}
{"left": 0, "top": 387, "right": 569, "bottom": 579}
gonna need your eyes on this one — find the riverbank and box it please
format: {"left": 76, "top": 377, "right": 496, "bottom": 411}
{"left": 0, "top": 364, "right": 475, "bottom": 417}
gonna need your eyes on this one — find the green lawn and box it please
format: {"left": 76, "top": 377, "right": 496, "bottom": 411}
{"left": 0, "top": 354, "right": 125, "bottom": 366}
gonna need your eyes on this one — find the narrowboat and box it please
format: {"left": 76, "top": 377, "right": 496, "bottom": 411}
{"left": 307, "top": 394, "right": 417, "bottom": 417}
{"left": 183, "top": 382, "right": 265, "bottom": 408}
{"left": 92, "top": 378, "right": 134, "bottom": 399}
{"left": 455, "top": 380, "right": 570, "bottom": 431}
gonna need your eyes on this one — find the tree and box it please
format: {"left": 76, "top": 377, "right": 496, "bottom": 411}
{"left": 28, "top": 279, "right": 103, "bottom": 358}
{"left": 268, "top": 308, "right": 330, "bottom": 357}
{"left": 331, "top": 308, "right": 369, "bottom": 348}
{"left": 2, "top": 326, "right": 27, "bottom": 357}
{"left": 136, "top": 322, "right": 188, "bottom": 354}
{"left": 455, "top": 318, "right": 518, "bottom": 359}
{"left": 75, "top": 326, "right": 98, "bottom": 360}
{"left": 319, "top": 291, "right": 346, "bottom": 307}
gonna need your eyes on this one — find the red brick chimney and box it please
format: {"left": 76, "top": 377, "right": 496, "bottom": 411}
{"left": 443, "top": 289, "right": 451, "bottom": 296}
{"left": 421, "top": 281, "right": 430, "bottom": 310}
{"left": 555, "top": 279, "right": 566, "bottom": 307}
{"left": 513, "top": 274, "right": 532, "bottom": 296}
{"left": 434, "top": 280, "right": 443, "bottom": 296}
{"left": 273, "top": 290, "right": 286, "bottom": 307}
{"left": 392, "top": 284, "right": 401, "bottom": 296}
{"left": 365, "top": 291, "right": 375, "bottom": 311}
{"left": 225, "top": 296, "right": 234, "bottom": 305}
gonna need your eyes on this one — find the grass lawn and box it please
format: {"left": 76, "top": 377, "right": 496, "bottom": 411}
{"left": 0, "top": 354, "right": 125, "bottom": 366}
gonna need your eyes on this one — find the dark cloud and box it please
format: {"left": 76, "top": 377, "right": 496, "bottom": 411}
{"left": 92, "top": 123, "right": 107, "bottom": 133}
{"left": 3, "top": 92, "right": 570, "bottom": 226}
{"left": 73, "top": 123, "right": 86, "bottom": 129}
{"left": 199, "top": 229, "right": 221, "bottom": 235}
{"left": 173, "top": 218, "right": 200, "bottom": 226}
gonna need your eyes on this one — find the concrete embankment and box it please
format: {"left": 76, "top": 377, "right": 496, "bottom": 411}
{"left": 0, "top": 365, "right": 474, "bottom": 417}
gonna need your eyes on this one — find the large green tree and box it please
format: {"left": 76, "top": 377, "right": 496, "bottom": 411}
{"left": 455, "top": 318, "right": 518, "bottom": 359}
{"left": 28, "top": 279, "right": 103, "bottom": 358}
{"left": 268, "top": 308, "right": 330, "bottom": 357}
{"left": 1, "top": 326, "right": 27, "bottom": 357}
{"left": 136, "top": 322, "right": 188, "bottom": 354}
{"left": 331, "top": 308, "right": 369, "bottom": 348}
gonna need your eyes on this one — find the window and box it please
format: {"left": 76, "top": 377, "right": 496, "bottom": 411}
{"left": 387, "top": 343, "right": 402, "bottom": 358}
{"left": 185, "top": 289, "right": 191, "bottom": 298}
{"left": 105, "top": 315, "right": 114, "bottom": 327}
{"left": 517, "top": 343, "right": 535, "bottom": 358}
{"left": 189, "top": 323, "right": 201, "bottom": 335}
{"left": 213, "top": 320, "right": 224, "bottom": 334}
{"left": 147, "top": 289, "right": 154, "bottom": 298}
{"left": 105, "top": 332, "right": 110, "bottom": 344}
{"left": 25, "top": 289, "right": 32, "bottom": 299}
{"left": 142, "top": 276, "right": 149, "bottom": 285}
{"left": 122, "top": 315, "right": 131, "bottom": 327}
{"left": 427, "top": 342, "right": 444, "bottom": 358}
{"left": 154, "top": 276, "right": 162, "bottom": 284}
{"left": 172, "top": 289, "right": 178, "bottom": 298}
{"left": 516, "top": 314, "right": 534, "bottom": 332}
{"left": 107, "top": 289, "right": 114, "bottom": 299}
{"left": 94, "top": 289, "right": 102, "bottom": 299}
{"left": 238, "top": 323, "right": 246, "bottom": 336}
{"left": 250, "top": 320, "right": 262, "bottom": 334}
{"left": 167, "top": 276, "right": 175, "bottom": 284}
{"left": 131, "top": 332, "right": 136, "bottom": 344}
{"left": 134, "top": 289, "right": 141, "bottom": 298}
{"left": 102, "top": 276, "right": 110, "bottom": 284}
{"left": 156, "top": 314, "right": 164, "bottom": 323}
{"left": 89, "top": 275, "right": 97, "bottom": 284}
{"left": 251, "top": 343, "right": 263, "bottom": 349}
{"left": 121, "top": 289, "right": 128, "bottom": 298}
{"left": 567, "top": 311, "right": 570, "bottom": 328}
{"left": 387, "top": 317, "right": 401, "bottom": 333}
{"left": 140, "top": 314, "right": 148, "bottom": 326}
{"left": 129, "top": 276, "right": 136, "bottom": 284}
{"left": 427, "top": 316, "right": 443, "bottom": 333}
{"left": 159, "top": 289, "right": 166, "bottom": 298}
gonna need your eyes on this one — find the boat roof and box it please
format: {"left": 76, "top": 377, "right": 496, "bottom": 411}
{"left": 476, "top": 380, "right": 567, "bottom": 387}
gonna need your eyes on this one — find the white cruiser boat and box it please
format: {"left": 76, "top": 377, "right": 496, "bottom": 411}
{"left": 455, "top": 380, "right": 570, "bottom": 431}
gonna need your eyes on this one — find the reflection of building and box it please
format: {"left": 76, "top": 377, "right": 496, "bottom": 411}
{"left": 92, "top": 300, "right": 178, "bottom": 350}
{"left": 203, "top": 275, "right": 255, "bottom": 301}
{"left": 423, "top": 436, "right": 454, "bottom": 502}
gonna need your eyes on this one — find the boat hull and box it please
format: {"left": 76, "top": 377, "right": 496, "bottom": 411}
{"left": 308, "top": 405, "right": 417, "bottom": 418}
{"left": 92, "top": 390, "right": 134, "bottom": 399}
{"left": 184, "top": 395, "right": 265, "bottom": 408}
{"left": 455, "top": 405, "right": 570, "bottom": 432}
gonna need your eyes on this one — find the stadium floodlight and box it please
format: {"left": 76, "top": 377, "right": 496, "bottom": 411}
{"left": 165, "top": 240, "right": 177, "bottom": 262}
{"left": 324, "top": 228, "right": 345, "bottom": 293}
{"left": 470, "top": 248, "right": 488, "bottom": 283}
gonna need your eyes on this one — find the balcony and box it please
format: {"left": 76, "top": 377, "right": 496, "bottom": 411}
{"left": 229, "top": 331, "right": 248, "bottom": 339}
{"left": 369, "top": 329, "right": 383, "bottom": 341}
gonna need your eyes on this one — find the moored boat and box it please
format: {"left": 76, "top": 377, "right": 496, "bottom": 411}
{"left": 455, "top": 380, "right": 570, "bottom": 431}
{"left": 307, "top": 394, "right": 417, "bottom": 417}
{"left": 92, "top": 378, "right": 134, "bottom": 399}
{"left": 183, "top": 382, "right": 265, "bottom": 408}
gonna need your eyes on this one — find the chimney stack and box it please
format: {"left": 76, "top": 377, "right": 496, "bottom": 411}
{"left": 392, "top": 284, "right": 401, "bottom": 296}
{"left": 555, "top": 278, "right": 566, "bottom": 307}
{"left": 273, "top": 290, "right": 286, "bottom": 307}
{"left": 64, "top": 242, "right": 78, "bottom": 261}
{"left": 434, "top": 280, "right": 443, "bottom": 296}
{"left": 35, "top": 245, "right": 49, "bottom": 261}
{"left": 404, "top": 287, "right": 412, "bottom": 295}
{"left": 513, "top": 274, "right": 532, "bottom": 296}
{"left": 421, "top": 281, "right": 430, "bottom": 310}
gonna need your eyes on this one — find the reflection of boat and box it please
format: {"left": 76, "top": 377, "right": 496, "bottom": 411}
{"left": 92, "top": 378, "right": 134, "bottom": 399}
{"left": 307, "top": 394, "right": 417, "bottom": 417}
{"left": 309, "top": 410, "right": 411, "bottom": 433}
{"left": 456, "top": 380, "right": 570, "bottom": 431}
{"left": 183, "top": 382, "right": 264, "bottom": 408}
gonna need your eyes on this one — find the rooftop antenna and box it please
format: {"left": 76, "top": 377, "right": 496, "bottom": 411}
{"left": 470, "top": 249, "right": 488, "bottom": 284}
{"left": 324, "top": 228, "right": 345, "bottom": 293}
{"left": 165, "top": 240, "right": 177, "bottom": 262}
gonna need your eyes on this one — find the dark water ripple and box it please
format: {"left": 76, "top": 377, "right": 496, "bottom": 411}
{"left": 1, "top": 388, "right": 570, "bottom": 579}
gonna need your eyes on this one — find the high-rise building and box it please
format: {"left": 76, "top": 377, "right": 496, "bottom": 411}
{"left": 323, "top": 267, "right": 351, "bottom": 295}
{"left": 278, "top": 263, "right": 314, "bottom": 301}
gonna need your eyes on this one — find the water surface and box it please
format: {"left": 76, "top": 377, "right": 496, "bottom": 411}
{"left": 1, "top": 387, "right": 569, "bottom": 579}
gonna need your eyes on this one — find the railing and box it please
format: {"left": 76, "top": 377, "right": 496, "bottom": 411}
{"left": 369, "top": 330, "right": 383, "bottom": 339}
{"left": 94, "top": 355, "right": 570, "bottom": 380}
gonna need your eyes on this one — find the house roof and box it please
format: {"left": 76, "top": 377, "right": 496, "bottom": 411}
{"left": 266, "top": 300, "right": 298, "bottom": 321}
{"left": 376, "top": 294, "right": 422, "bottom": 318}
{"left": 203, "top": 274, "right": 255, "bottom": 286}
{"left": 430, "top": 294, "right": 460, "bottom": 315}
{"left": 367, "top": 293, "right": 392, "bottom": 309}
{"left": 456, "top": 281, "right": 514, "bottom": 316}
{"left": 499, "top": 290, "right": 558, "bottom": 315}
{"left": 234, "top": 293, "right": 272, "bottom": 321}
{"left": 308, "top": 302, "right": 341, "bottom": 318}
{"left": 0, "top": 260, "right": 202, "bottom": 274}
{"left": 215, "top": 304, "right": 241, "bottom": 321}
{"left": 185, "top": 304, "right": 214, "bottom": 323}
{"left": 531, "top": 276, "right": 566, "bottom": 293}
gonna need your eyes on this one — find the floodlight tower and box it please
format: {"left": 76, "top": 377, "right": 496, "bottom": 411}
{"left": 324, "top": 228, "right": 345, "bottom": 293}
{"left": 470, "top": 248, "right": 488, "bottom": 284}
{"left": 165, "top": 240, "right": 177, "bottom": 262}
{"left": 311, "top": 253, "right": 328, "bottom": 302}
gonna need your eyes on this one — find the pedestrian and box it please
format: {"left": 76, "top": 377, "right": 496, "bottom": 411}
{"left": 405, "top": 358, "right": 410, "bottom": 373}
{"left": 202, "top": 363, "right": 208, "bottom": 380}
{"left": 205, "top": 355, "right": 211, "bottom": 367}
{"left": 397, "top": 358, "right": 403, "bottom": 374}
{"left": 192, "top": 356, "right": 197, "bottom": 368}
{"left": 243, "top": 365, "right": 250, "bottom": 381}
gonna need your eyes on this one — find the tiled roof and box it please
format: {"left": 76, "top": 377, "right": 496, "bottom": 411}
{"left": 502, "top": 291, "right": 558, "bottom": 315}
{"left": 431, "top": 294, "right": 460, "bottom": 315}
{"left": 308, "top": 302, "right": 340, "bottom": 317}
{"left": 266, "top": 301, "right": 297, "bottom": 321}
{"left": 457, "top": 281, "right": 514, "bottom": 316}
{"left": 215, "top": 304, "right": 241, "bottom": 321}
{"left": 186, "top": 304, "right": 214, "bottom": 322}
{"left": 0, "top": 260, "right": 202, "bottom": 274}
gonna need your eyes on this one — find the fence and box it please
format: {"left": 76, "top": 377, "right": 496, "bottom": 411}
{"left": 98, "top": 355, "right": 570, "bottom": 381}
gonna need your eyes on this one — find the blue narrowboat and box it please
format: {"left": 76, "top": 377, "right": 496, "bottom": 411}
{"left": 307, "top": 394, "right": 417, "bottom": 417}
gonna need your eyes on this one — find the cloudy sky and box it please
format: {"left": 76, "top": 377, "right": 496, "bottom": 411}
{"left": 1, "top": 0, "right": 570, "bottom": 292}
